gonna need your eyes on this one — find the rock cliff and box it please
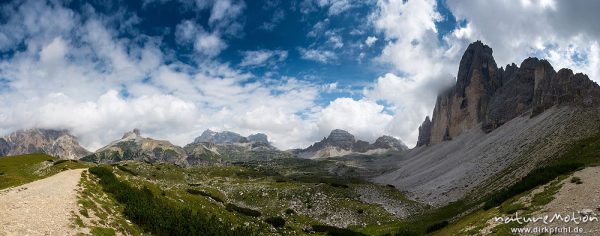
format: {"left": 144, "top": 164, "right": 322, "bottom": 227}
{"left": 419, "top": 41, "right": 600, "bottom": 145}
{"left": 0, "top": 129, "right": 90, "bottom": 159}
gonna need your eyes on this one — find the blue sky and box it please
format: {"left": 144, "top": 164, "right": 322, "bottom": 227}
{"left": 0, "top": 0, "right": 599, "bottom": 150}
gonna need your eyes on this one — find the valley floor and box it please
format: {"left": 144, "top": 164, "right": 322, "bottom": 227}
{"left": 0, "top": 169, "right": 85, "bottom": 235}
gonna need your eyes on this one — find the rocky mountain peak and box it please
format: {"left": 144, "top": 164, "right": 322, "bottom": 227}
{"left": 193, "top": 130, "right": 272, "bottom": 146}
{"left": 456, "top": 40, "right": 499, "bottom": 96}
{"left": 373, "top": 135, "right": 408, "bottom": 150}
{"left": 248, "top": 133, "right": 268, "bottom": 143}
{"left": 326, "top": 129, "right": 356, "bottom": 148}
{"left": 417, "top": 41, "right": 600, "bottom": 146}
{"left": 121, "top": 128, "right": 141, "bottom": 139}
{"left": 297, "top": 129, "right": 407, "bottom": 158}
{"left": 416, "top": 116, "right": 432, "bottom": 147}
{"left": 1, "top": 128, "right": 90, "bottom": 159}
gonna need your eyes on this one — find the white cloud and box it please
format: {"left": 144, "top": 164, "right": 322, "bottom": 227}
{"left": 316, "top": 98, "right": 393, "bottom": 142}
{"left": 195, "top": 31, "right": 227, "bottom": 57}
{"left": 328, "top": 35, "right": 344, "bottom": 48}
{"left": 301, "top": 0, "right": 356, "bottom": 16}
{"left": 239, "top": 50, "right": 288, "bottom": 67}
{"left": 446, "top": 0, "right": 600, "bottom": 82}
{"left": 365, "top": 0, "right": 458, "bottom": 147}
{"left": 365, "top": 36, "right": 377, "bottom": 47}
{"left": 298, "top": 48, "right": 337, "bottom": 63}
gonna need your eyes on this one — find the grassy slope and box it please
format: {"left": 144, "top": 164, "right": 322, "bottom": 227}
{"left": 430, "top": 133, "right": 600, "bottom": 235}
{"left": 0, "top": 153, "right": 89, "bottom": 190}
{"left": 104, "top": 160, "right": 424, "bottom": 235}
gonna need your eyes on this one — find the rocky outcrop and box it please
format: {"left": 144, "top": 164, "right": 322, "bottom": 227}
{"left": 185, "top": 129, "right": 291, "bottom": 163}
{"left": 416, "top": 117, "right": 432, "bottom": 146}
{"left": 419, "top": 41, "right": 600, "bottom": 145}
{"left": 193, "top": 130, "right": 248, "bottom": 144}
{"left": 296, "top": 129, "right": 407, "bottom": 159}
{"left": 81, "top": 129, "right": 187, "bottom": 165}
{"left": 374, "top": 135, "right": 408, "bottom": 150}
{"left": 0, "top": 129, "right": 90, "bottom": 159}
{"left": 428, "top": 41, "right": 500, "bottom": 144}
{"left": 248, "top": 133, "right": 268, "bottom": 144}
{"left": 0, "top": 138, "right": 10, "bottom": 156}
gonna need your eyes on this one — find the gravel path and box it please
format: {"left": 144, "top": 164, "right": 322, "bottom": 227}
{"left": 526, "top": 166, "right": 600, "bottom": 235}
{"left": 0, "top": 169, "right": 85, "bottom": 236}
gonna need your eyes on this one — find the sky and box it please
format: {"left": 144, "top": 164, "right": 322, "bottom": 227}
{"left": 0, "top": 0, "right": 599, "bottom": 151}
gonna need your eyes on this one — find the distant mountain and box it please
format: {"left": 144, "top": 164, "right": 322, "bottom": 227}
{"left": 184, "top": 130, "right": 291, "bottom": 164}
{"left": 0, "top": 128, "right": 90, "bottom": 159}
{"left": 295, "top": 129, "right": 407, "bottom": 159}
{"left": 81, "top": 129, "right": 187, "bottom": 165}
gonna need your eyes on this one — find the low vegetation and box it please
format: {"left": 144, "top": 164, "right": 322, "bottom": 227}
{"left": 89, "top": 166, "right": 255, "bottom": 235}
{"left": 0, "top": 153, "right": 88, "bottom": 190}
{"left": 483, "top": 162, "right": 582, "bottom": 209}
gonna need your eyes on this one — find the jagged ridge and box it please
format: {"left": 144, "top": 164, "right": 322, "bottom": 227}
{"left": 417, "top": 41, "right": 600, "bottom": 146}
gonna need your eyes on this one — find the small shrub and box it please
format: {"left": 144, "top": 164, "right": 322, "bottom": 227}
{"left": 116, "top": 165, "right": 137, "bottom": 176}
{"left": 264, "top": 216, "right": 285, "bottom": 228}
{"left": 284, "top": 208, "right": 295, "bottom": 215}
{"left": 225, "top": 203, "right": 261, "bottom": 217}
{"left": 91, "top": 227, "right": 115, "bottom": 236}
{"left": 570, "top": 177, "right": 583, "bottom": 184}
{"left": 394, "top": 228, "right": 420, "bottom": 236}
{"left": 311, "top": 224, "right": 367, "bottom": 236}
{"left": 329, "top": 182, "right": 349, "bottom": 188}
{"left": 500, "top": 203, "right": 527, "bottom": 214}
{"left": 356, "top": 209, "right": 364, "bottom": 214}
{"left": 80, "top": 208, "right": 90, "bottom": 218}
{"left": 53, "top": 159, "right": 68, "bottom": 166}
{"left": 425, "top": 221, "right": 449, "bottom": 233}
{"left": 186, "top": 188, "right": 225, "bottom": 203}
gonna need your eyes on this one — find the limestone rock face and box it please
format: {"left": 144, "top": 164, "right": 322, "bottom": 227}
{"left": 416, "top": 116, "right": 432, "bottom": 147}
{"left": 429, "top": 41, "right": 500, "bottom": 144}
{"left": 418, "top": 41, "right": 600, "bottom": 145}
{"left": 82, "top": 129, "right": 187, "bottom": 165}
{"left": 193, "top": 130, "right": 248, "bottom": 144}
{"left": 0, "top": 138, "right": 10, "bottom": 156}
{"left": 185, "top": 130, "right": 290, "bottom": 163}
{"left": 1, "top": 129, "right": 90, "bottom": 159}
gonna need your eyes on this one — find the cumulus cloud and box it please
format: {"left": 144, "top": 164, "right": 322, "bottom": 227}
{"left": 239, "top": 50, "right": 288, "bottom": 67}
{"left": 316, "top": 98, "right": 393, "bottom": 142}
{"left": 364, "top": 36, "right": 377, "bottom": 47}
{"left": 298, "top": 48, "right": 337, "bottom": 63}
{"left": 2, "top": 0, "right": 599, "bottom": 152}
{"left": 301, "top": 0, "right": 356, "bottom": 16}
{"left": 364, "top": 0, "right": 459, "bottom": 146}
{"left": 446, "top": 0, "right": 600, "bottom": 82}
{"left": 0, "top": 0, "right": 321, "bottom": 151}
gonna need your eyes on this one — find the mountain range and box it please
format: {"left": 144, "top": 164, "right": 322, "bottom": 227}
{"left": 294, "top": 129, "right": 407, "bottom": 159}
{"left": 2, "top": 41, "right": 599, "bottom": 210}
{"left": 0, "top": 127, "right": 406, "bottom": 164}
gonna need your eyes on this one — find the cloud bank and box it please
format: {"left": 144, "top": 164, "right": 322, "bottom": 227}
{"left": 0, "top": 0, "right": 599, "bottom": 151}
